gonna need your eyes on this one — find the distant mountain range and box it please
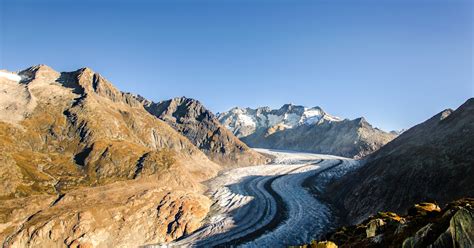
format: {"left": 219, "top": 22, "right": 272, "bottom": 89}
{"left": 218, "top": 104, "right": 396, "bottom": 158}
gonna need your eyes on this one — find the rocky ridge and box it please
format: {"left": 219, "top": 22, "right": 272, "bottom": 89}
{"left": 218, "top": 104, "right": 396, "bottom": 158}
{"left": 325, "top": 98, "right": 474, "bottom": 224}
{"left": 0, "top": 65, "right": 221, "bottom": 247}
{"left": 295, "top": 198, "right": 474, "bottom": 248}
{"left": 142, "top": 97, "right": 269, "bottom": 167}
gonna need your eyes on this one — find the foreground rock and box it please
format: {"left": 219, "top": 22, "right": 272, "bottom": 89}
{"left": 218, "top": 104, "right": 396, "bottom": 158}
{"left": 294, "top": 198, "right": 473, "bottom": 248}
{"left": 142, "top": 97, "right": 269, "bottom": 167}
{"left": 1, "top": 180, "right": 211, "bottom": 247}
{"left": 0, "top": 65, "right": 220, "bottom": 246}
{"left": 325, "top": 98, "right": 474, "bottom": 224}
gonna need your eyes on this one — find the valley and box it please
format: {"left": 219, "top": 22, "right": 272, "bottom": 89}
{"left": 0, "top": 66, "right": 472, "bottom": 247}
{"left": 163, "top": 149, "right": 359, "bottom": 247}
{"left": 3, "top": 1, "right": 473, "bottom": 246}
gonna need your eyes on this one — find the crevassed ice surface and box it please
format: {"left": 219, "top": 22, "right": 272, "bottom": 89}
{"left": 158, "top": 149, "right": 360, "bottom": 248}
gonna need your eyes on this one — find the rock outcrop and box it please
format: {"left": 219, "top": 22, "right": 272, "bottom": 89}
{"left": 295, "top": 198, "right": 473, "bottom": 248}
{"left": 0, "top": 65, "right": 220, "bottom": 246}
{"left": 142, "top": 97, "right": 269, "bottom": 167}
{"left": 325, "top": 98, "right": 474, "bottom": 224}
{"left": 218, "top": 104, "right": 396, "bottom": 158}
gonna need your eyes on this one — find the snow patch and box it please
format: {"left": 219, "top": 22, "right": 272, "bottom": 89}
{"left": 284, "top": 113, "right": 300, "bottom": 128}
{"left": 322, "top": 114, "right": 342, "bottom": 122}
{"left": 0, "top": 71, "right": 21, "bottom": 82}
{"left": 237, "top": 114, "right": 256, "bottom": 127}
{"left": 266, "top": 114, "right": 283, "bottom": 127}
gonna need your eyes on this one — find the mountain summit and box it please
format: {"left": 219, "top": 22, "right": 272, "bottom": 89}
{"left": 142, "top": 97, "right": 268, "bottom": 167}
{"left": 0, "top": 65, "right": 222, "bottom": 246}
{"left": 218, "top": 104, "right": 396, "bottom": 158}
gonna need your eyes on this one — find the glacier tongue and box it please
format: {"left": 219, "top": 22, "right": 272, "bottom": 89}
{"left": 161, "top": 149, "right": 359, "bottom": 247}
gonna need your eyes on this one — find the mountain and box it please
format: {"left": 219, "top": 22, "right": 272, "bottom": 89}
{"left": 218, "top": 104, "right": 396, "bottom": 158}
{"left": 0, "top": 65, "right": 221, "bottom": 246}
{"left": 324, "top": 98, "right": 474, "bottom": 225}
{"left": 142, "top": 97, "right": 268, "bottom": 167}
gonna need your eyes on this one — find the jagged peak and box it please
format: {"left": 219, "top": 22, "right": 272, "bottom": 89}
{"left": 74, "top": 67, "right": 100, "bottom": 80}
{"left": 27, "top": 64, "right": 56, "bottom": 72}
{"left": 280, "top": 103, "right": 304, "bottom": 111}
{"left": 357, "top": 116, "right": 367, "bottom": 122}
{"left": 170, "top": 96, "right": 201, "bottom": 105}
{"left": 354, "top": 116, "right": 369, "bottom": 125}
{"left": 19, "top": 64, "right": 60, "bottom": 81}
{"left": 78, "top": 67, "right": 95, "bottom": 73}
{"left": 309, "top": 105, "right": 323, "bottom": 110}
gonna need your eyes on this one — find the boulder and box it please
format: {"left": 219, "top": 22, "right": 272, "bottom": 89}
{"left": 366, "top": 218, "right": 386, "bottom": 238}
{"left": 408, "top": 203, "right": 441, "bottom": 216}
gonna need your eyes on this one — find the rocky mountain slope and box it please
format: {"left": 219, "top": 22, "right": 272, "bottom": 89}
{"left": 142, "top": 97, "right": 268, "bottom": 167}
{"left": 296, "top": 198, "right": 473, "bottom": 248}
{"left": 325, "top": 98, "right": 474, "bottom": 225}
{"left": 218, "top": 104, "right": 396, "bottom": 158}
{"left": 0, "top": 65, "right": 221, "bottom": 247}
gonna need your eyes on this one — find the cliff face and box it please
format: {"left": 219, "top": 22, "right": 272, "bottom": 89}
{"left": 0, "top": 65, "right": 220, "bottom": 246}
{"left": 218, "top": 104, "right": 395, "bottom": 158}
{"left": 325, "top": 98, "right": 474, "bottom": 224}
{"left": 143, "top": 97, "right": 269, "bottom": 167}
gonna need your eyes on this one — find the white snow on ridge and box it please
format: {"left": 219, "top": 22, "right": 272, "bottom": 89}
{"left": 0, "top": 71, "right": 21, "bottom": 82}
{"left": 218, "top": 105, "right": 343, "bottom": 138}
{"left": 322, "top": 114, "right": 342, "bottom": 122}
{"left": 266, "top": 114, "right": 282, "bottom": 127}
{"left": 301, "top": 107, "right": 342, "bottom": 125}
{"left": 284, "top": 113, "right": 300, "bottom": 128}
{"left": 237, "top": 114, "right": 256, "bottom": 127}
{"left": 302, "top": 107, "right": 324, "bottom": 125}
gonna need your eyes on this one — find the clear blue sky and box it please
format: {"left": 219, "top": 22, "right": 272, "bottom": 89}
{"left": 1, "top": 0, "right": 472, "bottom": 131}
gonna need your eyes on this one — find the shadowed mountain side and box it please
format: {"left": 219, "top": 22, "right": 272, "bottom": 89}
{"left": 324, "top": 98, "right": 474, "bottom": 225}
{"left": 241, "top": 117, "right": 394, "bottom": 158}
{"left": 142, "top": 97, "right": 269, "bottom": 167}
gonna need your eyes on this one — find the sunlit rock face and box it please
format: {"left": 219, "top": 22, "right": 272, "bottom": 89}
{"left": 0, "top": 65, "right": 220, "bottom": 246}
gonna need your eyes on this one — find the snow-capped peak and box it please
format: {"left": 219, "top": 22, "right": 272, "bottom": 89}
{"left": 218, "top": 104, "right": 342, "bottom": 138}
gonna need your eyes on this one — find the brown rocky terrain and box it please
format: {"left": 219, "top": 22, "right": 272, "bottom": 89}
{"left": 0, "top": 65, "right": 221, "bottom": 247}
{"left": 325, "top": 98, "right": 474, "bottom": 224}
{"left": 142, "top": 97, "right": 269, "bottom": 167}
{"left": 295, "top": 198, "right": 474, "bottom": 248}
